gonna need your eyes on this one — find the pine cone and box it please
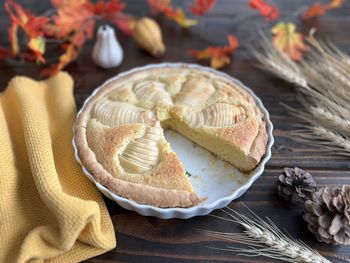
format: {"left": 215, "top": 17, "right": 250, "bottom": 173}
{"left": 276, "top": 167, "right": 317, "bottom": 204}
{"left": 303, "top": 185, "right": 350, "bottom": 245}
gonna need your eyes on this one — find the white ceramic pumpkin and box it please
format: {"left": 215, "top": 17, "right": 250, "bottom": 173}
{"left": 92, "top": 25, "right": 123, "bottom": 69}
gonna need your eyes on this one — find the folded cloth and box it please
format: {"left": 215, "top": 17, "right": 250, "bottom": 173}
{"left": 0, "top": 72, "right": 116, "bottom": 262}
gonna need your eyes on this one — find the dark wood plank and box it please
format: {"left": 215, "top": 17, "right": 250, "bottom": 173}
{"left": 0, "top": 1, "right": 349, "bottom": 262}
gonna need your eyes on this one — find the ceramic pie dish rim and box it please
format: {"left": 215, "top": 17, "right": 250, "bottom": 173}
{"left": 72, "top": 62, "right": 274, "bottom": 219}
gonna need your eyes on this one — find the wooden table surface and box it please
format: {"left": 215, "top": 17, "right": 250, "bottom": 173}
{"left": 1, "top": 1, "right": 350, "bottom": 262}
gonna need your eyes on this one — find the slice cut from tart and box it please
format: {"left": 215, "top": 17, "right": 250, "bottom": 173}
{"left": 74, "top": 66, "right": 268, "bottom": 208}
{"left": 168, "top": 102, "right": 267, "bottom": 172}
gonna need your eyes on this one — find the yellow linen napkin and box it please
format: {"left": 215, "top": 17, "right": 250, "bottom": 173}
{"left": 0, "top": 72, "right": 116, "bottom": 262}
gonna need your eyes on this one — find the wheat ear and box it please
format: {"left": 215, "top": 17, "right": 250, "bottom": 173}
{"left": 290, "top": 126, "right": 350, "bottom": 157}
{"left": 200, "top": 207, "right": 330, "bottom": 263}
{"left": 253, "top": 32, "right": 350, "bottom": 157}
{"left": 250, "top": 32, "right": 309, "bottom": 89}
{"left": 309, "top": 106, "right": 350, "bottom": 135}
{"left": 307, "top": 35, "right": 350, "bottom": 77}
{"left": 283, "top": 95, "right": 350, "bottom": 136}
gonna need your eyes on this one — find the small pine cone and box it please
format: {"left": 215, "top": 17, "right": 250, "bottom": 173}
{"left": 276, "top": 167, "right": 317, "bottom": 204}
{"left": 303, "top": 185, "right": 350, "bottom": 245}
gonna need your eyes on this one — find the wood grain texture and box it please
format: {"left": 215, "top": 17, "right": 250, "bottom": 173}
{"left": 1, "top": 1, "right": 350, "bottom": 262}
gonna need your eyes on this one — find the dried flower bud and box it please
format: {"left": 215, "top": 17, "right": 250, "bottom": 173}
{"left": 132, "top": 17, "right": 166, "bottom": 57}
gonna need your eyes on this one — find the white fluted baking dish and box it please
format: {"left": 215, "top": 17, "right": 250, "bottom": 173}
{"left": 73, "top": 63, "right": 274, "bottom": 219}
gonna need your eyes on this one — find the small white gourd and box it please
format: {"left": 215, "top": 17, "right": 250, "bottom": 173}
{"left": 92, "top": 25, "right": 123, "bottom": 68}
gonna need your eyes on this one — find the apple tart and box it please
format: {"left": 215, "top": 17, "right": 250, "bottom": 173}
{"left": 74, "top": 66, "right": 268, "bottom": 207}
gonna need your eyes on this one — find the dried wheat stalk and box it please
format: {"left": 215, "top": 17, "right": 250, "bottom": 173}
{"left": 253, "top": 31, "right": 350, "bottom": 157}
{"left": 252, "top": 33, "right": 309, "bottom": 89}
{"left": 283, "top": 94, "right": 350, "bottom": 136}
{"left": 309, "top": 107, "right": 350, "bottom": 134}
{"left": 200, "top": 207, "right": 330, "bottom": 263}
{"left": 290, "top": 127, "right": 350, "bottom": 157}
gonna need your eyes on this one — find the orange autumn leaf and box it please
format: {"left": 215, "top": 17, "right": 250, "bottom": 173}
{"left": 51, "top": 0, "right": 88, "bottom": 7}
{"left": 328, "top": 0, "right": 343, "bottom": 8}
{"left": 303, "top": 0, "right": 343, "bottom": 19}
{"left": 249, "top": 0, "right": 279, "bottom": 21}
{"left": 8, "top": 23, "right": 19, "bottom": 55}
{"left": 148, "top": 0, "right": 174, "bottom": 15}
{"left": 5, "top": 0, "right": 48, "bottom": 56}
{"left": 187, "top": 35, "right": 239, "bottom": 68}
{"left": 2, "top": 0, "right": 132, "bottom": 74}
{"left": 41, "top": 44, "right": 78, "bottom": 76}
{"left": 57, "top": 44, "right": 78, "bottom": 70}
{"left": 148, "top": 0, "right": 198, "bottom": 28}
{"left": 172, "top": 8, "right": 198, "bottom": 28}
{"left": 94, "top": 0, "right": 126, "bottom": 19}
{"left": 94, "top": 0, "right": 134, "bottom": 35}
{"left": 110, "top": 14, "right": 137, "bottom": 36}
{"left": 5, "top": 0, "right": 48, "bottom": 38}
{"left": 48, "top": 0, "right": 128, "bottom": 37}
{"left": 42, "top": 0, "right": 129, "bottom": 76}
{"left": 41, "top": 0, "right": 97, "bottom": 75}
{"left": 271, "top": 22, "right": 309, "bottom": 61}
{"left": 42, "top": 28, "right": 91, "bottom": 76}
{"left": 49, "top": 1, "right": 95, "bottom": 38}
{"left": 190, "top": 0, "right": 216, "bottom": 16}
{"left": 303, "top": 4, "right": 326, "bottom": 19}
{"left": 28, "top": 36, "right": 46, "bottom": 63}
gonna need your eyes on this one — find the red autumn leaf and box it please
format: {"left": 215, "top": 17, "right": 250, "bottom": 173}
{"left": 148, "top": 0, "right": 173, "bottom": 15}
{"left": 19, "top": 52, "right": 38, "bottom": 62}
{"left": 148, "top": 0, "right": 198, "bottom": 28}
{"left": 49, "top": 2, "right": 95, "bottom": 38}
{"left": 190, "top": 0, "right": 216, "bottom": 16}
{"left": 302, "top": 4, "right": 326, "bottom": 19}
{"left": 303, "top": 0, "right": 343, "bottom": 19}
{"left": 249, "top": 0, "right": 279, "bottom": 21}
{"left": 93, "top": 0, "right": 133, "bottom": 35}
{"left": 94, "top": 0, "right": 126, "bottom": 19}
{"left": 71, "top": 30, "right": 87, "bottom": 47}
{"left": 110, "top": 14, "right": 137, "bottom": 36}
{"left": 187, "top": 34, "right": 239, "bottom": 68}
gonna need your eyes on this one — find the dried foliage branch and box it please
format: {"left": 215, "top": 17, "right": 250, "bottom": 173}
{"left": 1, "top": 0, "right": 217, "bottom": 75}
{"left": 253, "top": 30, "right": 350, "bottom": 157}
{"left": 200, "top": 207, "right": 330, "bottom": 263}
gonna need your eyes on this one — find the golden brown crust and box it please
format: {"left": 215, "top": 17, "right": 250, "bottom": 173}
{"left": 87, "top": 120, "right": 195, "bottom": 193}
{"left": 87, "top": 120, "right": 142, "bottom": 181}
{"left": 216, "top": 118, "right": 259, "bottom": 154}
{"left": 148, "top": 149, "right": 194, "bottom": 192}
{"left": 75, "top": 121, "right": 201, "bottom": 208}
{"left": 248, "top": 121, "right": 268, "bottom": 167}
{"left": 74, "top": 65, "right": 268, "bottom": 207}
